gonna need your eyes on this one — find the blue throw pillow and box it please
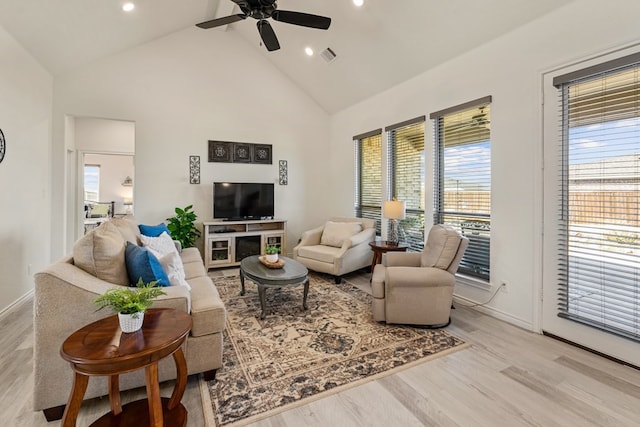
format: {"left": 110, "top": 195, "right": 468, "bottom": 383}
{"left": 139, "top": 223, "right": 170, "bottom": 237}
{"left": 124, "top": 242, "right": 171, "bottom": 287}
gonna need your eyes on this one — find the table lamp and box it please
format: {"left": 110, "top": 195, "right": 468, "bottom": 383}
{"left": 383, "top": 200, "right": 405, "bottom": 245}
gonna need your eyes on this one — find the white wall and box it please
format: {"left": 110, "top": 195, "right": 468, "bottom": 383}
{"left": 329, "top": 0, "right": 640, "bottom": 330}
{"left": 0, "top": 24, "right": 52, "bottom": 314}
{"left": 52, "top": 27, "right": 332, "bottom": 258}
{"left": 75, "top": 117, "right": 135, "bottom": 153}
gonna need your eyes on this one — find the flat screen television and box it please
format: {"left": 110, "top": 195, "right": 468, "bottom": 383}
{"left": 213, "top": 182, "right": 274, "bottom": 220}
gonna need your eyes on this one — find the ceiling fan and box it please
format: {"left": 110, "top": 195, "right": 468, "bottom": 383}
{"left": 196, "top": 0, "right": 331, "bottom": 52}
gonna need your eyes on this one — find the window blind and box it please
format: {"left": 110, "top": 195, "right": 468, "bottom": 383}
{"left": 556, "top": 61, "right": 640, "bottom": 341}
{"left": 386, "top": 117, "right": 425, "bottom": 252}
{"left": 432, "top": 97, "right": 491, "bottom": 280}
{"left": 354, "top": 130, "right": 383, "bottom": 235}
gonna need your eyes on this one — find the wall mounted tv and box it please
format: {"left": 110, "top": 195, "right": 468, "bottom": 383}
{"left": 213, "top": 182, "right": 274, "bottom": 220}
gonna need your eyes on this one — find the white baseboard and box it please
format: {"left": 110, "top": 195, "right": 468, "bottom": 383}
{"left": 0, "top": 290, "right": 34, "bottom": 322}
{"left": 453, "top": 293, "right": 534, "bottom": 331}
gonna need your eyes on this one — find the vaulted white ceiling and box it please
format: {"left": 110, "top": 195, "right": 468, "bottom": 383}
{"left": 0, "top": 0, "right": 572, "bottom": 113}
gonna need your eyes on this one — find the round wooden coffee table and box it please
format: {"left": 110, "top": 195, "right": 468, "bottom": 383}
{"left": 60, "top": 308, "right": 192, "bottom": 427}
{"left": 240, "top": 255, "right": 309, "bottom": 319}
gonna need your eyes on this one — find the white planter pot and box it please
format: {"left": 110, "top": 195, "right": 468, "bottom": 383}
{"left": 118, "top": 311, "right": 144, "bottom": 333}
{"left": 266, "top": 253, "right": 278, "bottom": 263}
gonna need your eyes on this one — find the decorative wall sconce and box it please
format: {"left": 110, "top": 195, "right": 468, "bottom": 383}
{"left": 121, "top": 176, "right": 133, "bottom": 187}
{"left": 279, "top": 160, "right": 288, "bottom": 185}
{"left": 190, "top": 155, "right": 200, "bottom": 184}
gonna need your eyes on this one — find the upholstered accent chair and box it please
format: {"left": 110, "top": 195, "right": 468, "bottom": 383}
{"left": 293, "top": 217, "right": 376, "bottom": 283}
{"left": 371, "top": 224, "right": 469, "bottom": 327}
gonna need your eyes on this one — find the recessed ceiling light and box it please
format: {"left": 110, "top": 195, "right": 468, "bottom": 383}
{"left": 305, "top": 47, "right": 314, "bottom": 56}
{"left": 122, "top": 2, "right": 135, "bottom": 12}
{"left": 353, "top": 0, "right": 364, "bottom": 7}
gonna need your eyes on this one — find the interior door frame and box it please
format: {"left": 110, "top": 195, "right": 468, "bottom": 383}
{"left": 76, "top": 150, "right": 134, "bottom": 241}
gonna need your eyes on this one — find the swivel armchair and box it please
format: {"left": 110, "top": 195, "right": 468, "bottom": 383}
{"left": 371, "top": 224, "right": 469, "bottom": 327}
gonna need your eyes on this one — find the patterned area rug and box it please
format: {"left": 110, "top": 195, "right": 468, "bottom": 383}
{"left": 201, "top": 273, "right": 468, "bottom": 426}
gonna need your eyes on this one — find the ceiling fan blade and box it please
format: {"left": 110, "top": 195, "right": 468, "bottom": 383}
{"left": 196, "top": 14, "right": 247, "bottom": 29}
{"left": 257, "top": 20, "right": 280, "bottom": 52}
{"left": 271, "top": 10, "right": 331, "bottom": 30}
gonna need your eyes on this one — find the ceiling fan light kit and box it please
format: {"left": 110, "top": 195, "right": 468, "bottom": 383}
{"left": 196, "top": 0, "right": 331, "bottom": 52}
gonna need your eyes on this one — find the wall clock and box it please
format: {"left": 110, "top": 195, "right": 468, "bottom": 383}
{"left": 0, "top": 129, "right": 5, "bottom": 164}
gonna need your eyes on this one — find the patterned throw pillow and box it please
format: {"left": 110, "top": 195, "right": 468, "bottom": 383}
{"left": 139, "top": 232, "right": 190, "bottom": 289}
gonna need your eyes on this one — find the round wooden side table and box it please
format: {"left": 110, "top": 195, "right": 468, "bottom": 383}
{"left": 368, "top": 240, "right": 409, "bottom": 279}
{"left": 60, "top": 308, "right": 192, "bottom": 427}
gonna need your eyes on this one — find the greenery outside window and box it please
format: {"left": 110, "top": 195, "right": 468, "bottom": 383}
{"left": 431, "top": 97, "right": 492, "bottom": 280}
{"left": 354, "top": 129, "right": 383, "bottom": 236}
{"left": 386, "top": 117, "right": 426, "bottom": 252}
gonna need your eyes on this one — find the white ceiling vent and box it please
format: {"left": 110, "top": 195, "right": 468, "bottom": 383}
{"left": 320, "top": 47, "right": 337, "bottom": 64}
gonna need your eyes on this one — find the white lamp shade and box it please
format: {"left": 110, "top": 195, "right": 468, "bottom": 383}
{"left": 383, "top": 200, "right": 406, "bottom": 220}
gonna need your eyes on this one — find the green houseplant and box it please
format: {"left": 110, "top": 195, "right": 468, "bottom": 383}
{"left": 265, "top": 244, "right": 280, "bottom": 263}
{"left": 166, "top": 205, "right": 201, "bottom": 249}
{"left": 93, "top": 279, "right": 166, "bottom": 332}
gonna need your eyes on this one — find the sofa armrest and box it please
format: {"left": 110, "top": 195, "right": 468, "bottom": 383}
{"left": 385, "top": 266, "right": 455, "bottom": 289}
{"left": 384, "top": 252, "right": 422, "bottom": 267}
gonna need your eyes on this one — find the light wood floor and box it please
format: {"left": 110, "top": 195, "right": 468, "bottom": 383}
{"left": 4, "top": 270, "right": 640, "bottom": 426}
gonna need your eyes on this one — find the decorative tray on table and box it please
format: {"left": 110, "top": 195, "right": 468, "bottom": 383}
{"left": 259, "top": 256, "right": 285, "bottom": 269}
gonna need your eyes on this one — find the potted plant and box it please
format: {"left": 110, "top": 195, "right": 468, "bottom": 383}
{"left": 93, "top": 279, "right": 166, "bottom": 333}
{"left": 166, "top": 205, "right": 201, "bottom": 249}
{"left": 265, "top": 244, "right": 280, "bottom": 263}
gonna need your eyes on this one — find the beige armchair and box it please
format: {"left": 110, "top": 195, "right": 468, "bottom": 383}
{"left": 371, "top": 224, "right": 469, "bottom": 327}
{"left": 293, "top": 217, "right": 376, "bottom": 283}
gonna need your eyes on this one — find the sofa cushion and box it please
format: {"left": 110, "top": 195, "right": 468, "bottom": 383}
{"left": 124, "top": 242, "right": 171, "bottom": 287}
{"left": 188, "top": 276, "right": 226, "bottom": 337}
{"left": 139, "top": 223, "right": 170, "bottom": 237}
{"left": 73, "top": 221, "right": 129, "bottom": 286}
{"left": 421, "top": 225, "right": 462, "bottom": 270}
{"left": 320, "top": 221, "right": 362, "bottom": 248}
{"left": 180, "top": 247, "right": 207, "bottom": 279}
{"left": 180, "top": 247, "right": 203, "bottom": 264}
{"left": 110, "top": 216, "right": 140, "bottom": 244}
{"left": 297, "top": 244, "right": 342, "bottom": 264}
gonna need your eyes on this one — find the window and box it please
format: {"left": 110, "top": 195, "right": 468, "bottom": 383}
{"left": 84, "top": 165, "right": 100, "bottom": 202}
{"left": 386, "top": 117, "right": 426, "bottom": 252}
{"left": 354, "top": 129, "right": 383, "bottom": 235}
{"left": 431, "top": 97, "right": 492, "bottom": 280}
{"left": 553, "top": 54, "right": 640, "bottom": 341}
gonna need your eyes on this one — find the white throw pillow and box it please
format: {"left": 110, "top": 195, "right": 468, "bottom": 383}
{"left": 140, "top": 232, "right": 190, "bottom": 289}
{"left": 320, "top": 221, "right": 363, "bottom": 248}
{"left": 158, "top": 251, "right": 191, "bottom": 290}
{"left": 140, "top": 231, "right": 177, "bottom": 255}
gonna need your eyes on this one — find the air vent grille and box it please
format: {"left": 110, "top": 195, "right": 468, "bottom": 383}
{"left": 320, "top": 47, "right": 337, "bottom": 63}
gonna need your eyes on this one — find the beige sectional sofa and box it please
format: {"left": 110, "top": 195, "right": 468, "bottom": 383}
{"left": 33, "top": 217, "right": 226, "bottom": 421}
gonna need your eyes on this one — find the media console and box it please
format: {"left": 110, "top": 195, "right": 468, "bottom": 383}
{"left": 203, "top": 219, "right": 286, "bottom": 269}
